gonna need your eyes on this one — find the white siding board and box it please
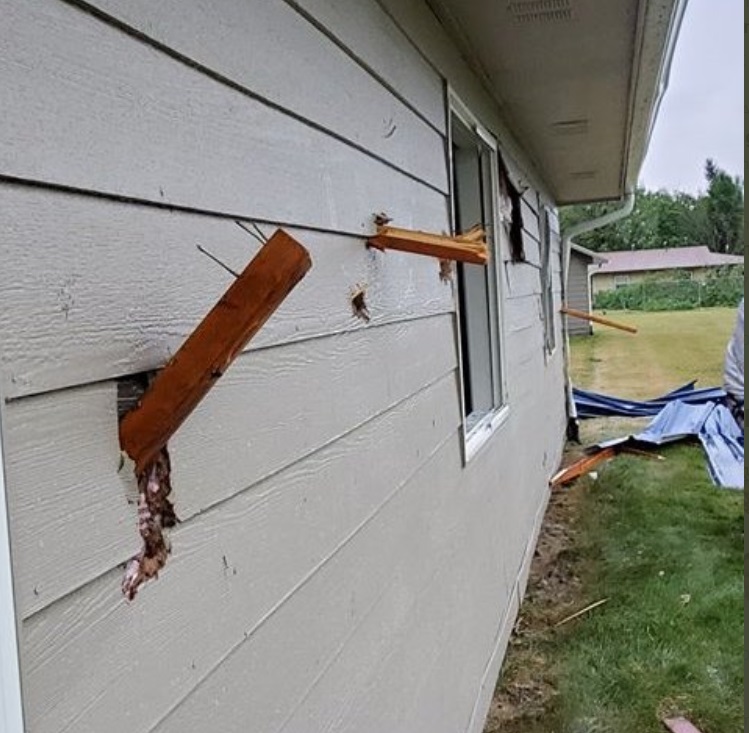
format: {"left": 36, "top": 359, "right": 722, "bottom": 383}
{"left": 522, "top": 230, "right": 542, "bottom": 267}
{"left": 77, "top": 0, "right": 447, "bottom": 190}
{"left": 504, "top": 293, "right": 542, "bottom": 334}
{"left": 288, "top": 0, "right": 446, "bottom": 132}
{"left": 0, "top": 186, "right": 453, "bottom": 399}
{"left": 3, "top": 383, "right": 140, "bottom": 620}
{"left": 8, "top": 316, "right": 456, "bottom": 618}
{"left": 502, "top": 261, "right": 543, "bottom": 298}
{"left": 0, "top": 0, "right": 446, "bottom": 236}
{"left": 21, "top": 375, "right": 461, "bottom": 733}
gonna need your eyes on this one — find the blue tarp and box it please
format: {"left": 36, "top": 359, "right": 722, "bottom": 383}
{"left": 573, "top": 381, "right": 726, "bottom": 418}
{"left": 582, "top": 388, "right": 744, "bottom": 490}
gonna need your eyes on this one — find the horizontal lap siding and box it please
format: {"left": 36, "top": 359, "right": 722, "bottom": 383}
{"left": 1, "top": 1, "right": 567, "bottom": 733}
{"left": 6, "top": 316, "right": 457, "bottom": 619}
{"left": 567, "top": 256, "right": 593, "bottom": 334}
{"left": 0, "top": 186, "right": 453, "bottom": 399}
{"left": 288, "top": 0, "right": 447, "bottom": 131}
{"left": 22, "top": 375, "right": 462, "bottom": 733}
{"left": 67, "top": 0, "right": 447, "bottom": 189}
{"left": 0, "top": 0, "right": 447, "bottom": 235}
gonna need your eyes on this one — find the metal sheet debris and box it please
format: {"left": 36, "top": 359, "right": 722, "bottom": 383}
{"left": 582, "top": 389, "right": 744, "bottom": 490}
{"left": 573, "top": 381, "right": 726, "bottom": 418}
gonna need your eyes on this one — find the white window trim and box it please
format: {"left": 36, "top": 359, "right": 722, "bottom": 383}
{"left": 0, "top": 396, "right": 25, "bottom": 733}
{"left": 448, "top": 91, "right": 510, "bottom": 463}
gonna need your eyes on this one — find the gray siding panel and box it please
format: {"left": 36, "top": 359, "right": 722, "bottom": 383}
{"left": 567, "top": 255, "right": 593, "bottom": 335}
{"left": 0, "top": 0, "right": 446, "bottom": 235}
{"left": 1, "top": 0, "right": 568, "bottom": 731}
{"left": 0, "top": 187, "right": 453, "bottom": 399}
{"left": 22, "top": 375, "right": 461, "bottom": 733}
{"left": 6, "top": 316, "right": 456, "bottom": 619}
{"left": 289, "top": 0, "right": 447, "bottom": 131}
{"left": 68, "top": 0, "right": 448, "bottom": 190}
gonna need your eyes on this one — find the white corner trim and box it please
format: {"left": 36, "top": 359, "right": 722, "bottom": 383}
{"left": 0, "top": 397, "right": 25, "bottom": 733}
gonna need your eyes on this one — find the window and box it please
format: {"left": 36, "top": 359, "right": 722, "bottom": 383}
{"left": 614, "top": 275, "right": 630, "bottom": 289}
{"left": 539, "top": 207, "right": 556, "bottom": 353}
{"left": 450, "top": 101, "right": 505, "bottom": 455}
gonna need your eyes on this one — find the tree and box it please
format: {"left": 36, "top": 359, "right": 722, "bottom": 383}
{"left": 558, "top": 161, "right": 744, "bottom": 254}
{"left": 703, "top": 159, "right": 744, "bottom": 254}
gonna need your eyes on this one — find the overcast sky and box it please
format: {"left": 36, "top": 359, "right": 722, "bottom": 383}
{"left": 638, "top": 0, "right": 744, "bottom": 195}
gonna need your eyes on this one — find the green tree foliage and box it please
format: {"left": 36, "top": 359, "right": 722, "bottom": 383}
{"left": 559, "top": 160, "right": 743, "bottom": 254}
{"left": 703, "top": 159, "right": 744, "bottom": 254}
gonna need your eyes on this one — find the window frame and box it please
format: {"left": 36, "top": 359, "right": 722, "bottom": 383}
{"left": 448, "top": 93, "right": 509, "bottom": 463}
{"left": 614, "top": 274, "right": 631, "bottom": 289}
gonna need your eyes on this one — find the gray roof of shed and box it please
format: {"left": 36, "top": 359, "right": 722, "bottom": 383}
{"left": 591, "top": 245, "right": 744, "bottom": 275}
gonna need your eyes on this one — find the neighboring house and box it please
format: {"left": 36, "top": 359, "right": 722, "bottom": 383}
{"left": 567, "top": 244, "right": 608, "bottom": 335}
{"left": 591, "top": 245, "right": 744, "bottom": 293}
{"left": 0, "top": 1, "right": 685, "bottom": 732}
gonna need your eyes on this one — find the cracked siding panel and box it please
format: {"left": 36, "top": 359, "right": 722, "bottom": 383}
{"left": 21, "top": 375, "right": 461, "bottom": 733}
{"left": 0, "top": 0, "right": 446, "bottom": 236}
{"left": 6, "top": 316, "right": 456, "bottom": 618}
{"left": 76, "top": 0, "right": 447, "bottom": 190}
{"left": 502, "top": 261, "right": 543, "bottom": 298}
{"left": 0, "top": 187, "right": 452, "bottom": 399}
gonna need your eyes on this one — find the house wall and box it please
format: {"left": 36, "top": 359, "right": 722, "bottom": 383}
{"left": 0, "top": 1, "right": 566, "bottom": 731}
{"left": 567, "top": 253, "right": 594, "bottom": 335}
{"left": 591, "top": 266, "right": 711, "bottom": 294}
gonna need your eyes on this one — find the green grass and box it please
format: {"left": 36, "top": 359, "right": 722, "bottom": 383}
{"left": 488, "top": 308, "right": 744, "bottom": 733}
{"left": 551, "top": 449, "right": 744, "bottom": 733}
{"left": 571, "top": 308, "right": 736, "bottom": 398}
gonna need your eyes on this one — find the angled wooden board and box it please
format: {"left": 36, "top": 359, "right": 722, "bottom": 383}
{"left": 0, "top": 0, "right": 446, "bottom": 235}
{"left": 6, "top": 316, "right": 456, "bottom": 618}
{"left": 0, "top": 186, "right": 453, "bottom": 399}
{"left": 79, "top": 0, "right": 447, "bottom": 190}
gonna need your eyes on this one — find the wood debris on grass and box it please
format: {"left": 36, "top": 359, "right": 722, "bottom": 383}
{"left": 549, "top": 448, "right": 616, "bottom": 487}
{"left": 662, "top": 717, "right": 704, "bottom": 733}
{"left": 554, "top": 598, "right": 609, "bottom": 627}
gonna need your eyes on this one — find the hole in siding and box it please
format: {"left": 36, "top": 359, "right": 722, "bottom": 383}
{"left": 350, "top": 284, "right": 371, "bottom": 323}
{"left": 116, "top": 372, "right": 155, "bottom": 421}
{"left": 498, "top": 152, "right": 526, "bottom": 262}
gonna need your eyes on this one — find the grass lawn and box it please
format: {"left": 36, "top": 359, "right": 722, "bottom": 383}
{"left": 485, "top": 308, "right": 744, "bottom": 733}
{"left": 570, "top": 307, "right": 737, "bottom": 397}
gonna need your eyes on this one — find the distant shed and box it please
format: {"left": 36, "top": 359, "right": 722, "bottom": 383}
{"left": 567, "top": 244, "right": 607, "bottom": 335}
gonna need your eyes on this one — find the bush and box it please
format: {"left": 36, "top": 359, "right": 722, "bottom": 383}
{"left": 593, "top": 266, "right": 743, "bottom": 311}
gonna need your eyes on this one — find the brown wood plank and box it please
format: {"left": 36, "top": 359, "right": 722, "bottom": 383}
{"left": 662, "top": 717, "right": 704, "bottom": 733}
{"left": 119, "top": 229, "right": 312, "bottom": 472}
{"left": 549, "top": 448, "right": 616, "bottom": 488}
{"left": 368, "top": 225, "right": 489, "bottom": 264}
{"left": 561, "top": 306, "right": 638, "bottom": 334}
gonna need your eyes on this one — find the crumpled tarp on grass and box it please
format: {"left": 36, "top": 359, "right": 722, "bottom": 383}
{"left": 575, "top": 385, "right": 744, "bottom": 490}
{"left": 573, "top": 381, "right": 726, "bottom": 418}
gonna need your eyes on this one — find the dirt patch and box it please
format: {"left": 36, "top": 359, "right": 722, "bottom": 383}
{"left": 483, "top": 474, "right": 587, "bottom": 732}
{"left": 483, "top": 419, "right": 651, "bottom": 732}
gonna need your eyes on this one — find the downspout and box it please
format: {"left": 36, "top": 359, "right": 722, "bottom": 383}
{"left": 561, "top": 190, "right": 636, "bottom": 439}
